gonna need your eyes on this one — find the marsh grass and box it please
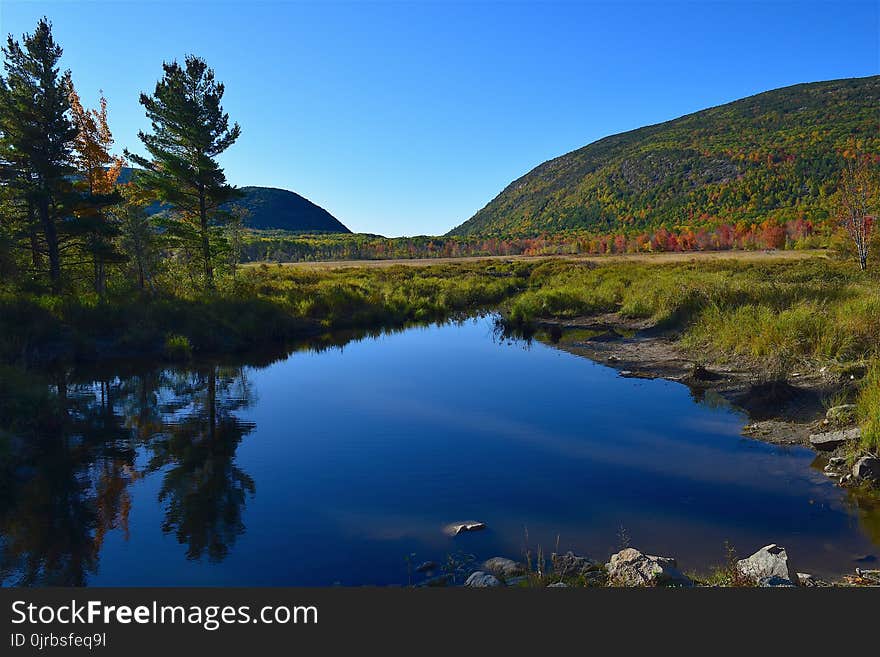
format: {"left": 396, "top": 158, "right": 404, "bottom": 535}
{"left": 689, "top": 542, "right": 755, "bottom": 587}
{"left": 857, "top": 360, "right": 880, "bottom": 453}
{"left": 503, "top": 258, "right": 879, "bottom": 375}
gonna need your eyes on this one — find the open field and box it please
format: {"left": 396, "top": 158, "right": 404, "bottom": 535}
{"left": 250, "top": 248, "right": 828, "bottom": 270}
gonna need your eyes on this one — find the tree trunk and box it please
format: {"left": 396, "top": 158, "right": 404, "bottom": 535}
{"left": 94, "top": 255, "right": 106, "bottom": 297}
{"left": 27, "top": 202, "right": 42, "bottom": 272}
{"left": 37, "top": 195, "right": 61, "bottom": 293}
{"left": 199, "top": 186, "right": 213, "bottom": 291}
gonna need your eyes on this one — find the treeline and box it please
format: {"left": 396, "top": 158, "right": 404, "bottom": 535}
{"left": 242, "top": 216, "right": 830, "bottom": 263}
{"left": 0, "top": 18, "right": 244, "bottom": 299}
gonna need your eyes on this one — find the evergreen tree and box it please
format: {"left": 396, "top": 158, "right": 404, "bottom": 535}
{"left": 125, "top": 55, "right": 241, "bottom": 291}
{"left": 0, "top": 18, "right": 77, "bottom": 293}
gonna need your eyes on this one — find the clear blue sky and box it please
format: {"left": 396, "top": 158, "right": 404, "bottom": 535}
{"left": 2, "top": 1, "right": 878, "bottom": 236}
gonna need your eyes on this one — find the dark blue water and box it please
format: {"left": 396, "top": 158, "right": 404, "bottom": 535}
{"left": 1, "top": 317, "right": 877, "bottom": 586}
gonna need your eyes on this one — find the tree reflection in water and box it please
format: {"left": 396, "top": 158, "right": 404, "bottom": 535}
{"left": 147, "top": 367, "right": 256, "bottom": 562}
{"left": 0, "top": 363, "right": 256, "bottom": 585}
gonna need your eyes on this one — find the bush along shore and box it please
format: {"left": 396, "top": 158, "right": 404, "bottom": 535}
{"left": 410, "top": 543, "right": 880, "bottom": 588}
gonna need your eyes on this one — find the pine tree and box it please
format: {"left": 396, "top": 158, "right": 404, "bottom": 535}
{"left": 125, "top": 55, "right": 241, "bottom": 291}
{"left": 0, "top": 18, "right": 77, "bottom": 293}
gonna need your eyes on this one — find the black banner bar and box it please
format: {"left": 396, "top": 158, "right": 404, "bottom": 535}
{"left": 1, "top": 587, "right": 876, "bottom": 654}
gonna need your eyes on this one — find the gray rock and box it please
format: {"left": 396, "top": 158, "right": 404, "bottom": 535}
{"left": 481, "top": 557, "right": 524, "bottom": 578}
{"left": 606, "top": 548, "right": 693, "bottom": 587}
{"left": 826, "top": 404, "right": 856, "bottom": 423}
{"left": 809, "top": 428, "right": 860, "bottom": 450}
{"left": 551, "top": 551, "right": 601, "bottom": 579}
{"left": 505, "top": 576, "right": 529, "bottom": 587}
{"left": 464, "top": 571, "right": 502, "bottom": 588}
{"left": 582, "top": 570, "right": 608, "bottom": 586}
{"left": 797, "top": 573, "right": 816, "bottom": 587}
{"left": 853, "top": 456, "right": 880, "bottom": 481}
{"left": 735, "top": 544, "right": 799, "bottom": 586}
{"left": 546, "top": 582, "right": 569, "bottom": 588}
{"left": 415, "top": 561, "right": 437, "bottom": 573}
{"left": 828, "top": 456, "right": 847, "bottom": 467}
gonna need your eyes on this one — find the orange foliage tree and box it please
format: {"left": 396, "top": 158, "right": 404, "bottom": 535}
{"left": 67, "top": 81, "right": 125, "bottom": 293}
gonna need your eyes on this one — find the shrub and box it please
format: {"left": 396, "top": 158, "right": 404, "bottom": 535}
{"left": 164, "top": 333, "right": 193, "bottom": 361}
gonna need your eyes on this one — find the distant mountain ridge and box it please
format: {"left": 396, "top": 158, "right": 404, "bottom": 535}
{"left": 116, "top": 167, "right": 350, "bottom": 233}
{"left": 449, "top": 76, "right": 880, "bottom": 237}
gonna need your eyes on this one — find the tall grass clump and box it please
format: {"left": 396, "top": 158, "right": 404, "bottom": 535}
{"left": 857, "top": 360, "right": 880, "bottom": 452}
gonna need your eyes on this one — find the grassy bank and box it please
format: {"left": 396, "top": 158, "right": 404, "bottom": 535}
{"left": 507, "top": 257, "right": 879, "bottom": 372}
{"left": 0, "top": 260, "right": 532, "bottom": 364}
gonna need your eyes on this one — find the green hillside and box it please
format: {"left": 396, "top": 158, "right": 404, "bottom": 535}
{"left": 449, "top": 76, "right": 879, "bottom": 237}
{"left": 116, "top": 168, "right": 350, "bottom": 233}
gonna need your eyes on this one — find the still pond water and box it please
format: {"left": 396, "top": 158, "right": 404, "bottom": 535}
{"left": 1, "top": 317, "right": 878, "bottom": 585}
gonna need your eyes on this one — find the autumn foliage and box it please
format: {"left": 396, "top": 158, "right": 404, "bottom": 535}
{"left": 68, "top": 82, "right": 124, "bottom": 194}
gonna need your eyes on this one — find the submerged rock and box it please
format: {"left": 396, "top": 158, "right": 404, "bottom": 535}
{"left": 758, "top": 576, "right": 797, "bottom": 587}
{"left": 606, "top": 548, "right": 692, "bottom": 587}
{"left": 505, "top": 576, "right": 529, "bottom": 587}
{"left": 808, "top": 428, "right": 860, "bottom": 451}
{"left": 735, "top": 544, "right": 799, "bottom": 586}
{"left": 853, "top": 456, "right": 880, "bottom": 482}
{"left": 547, "top": 582, "right": 569, "bottom": 588}
{"left": 422, "top": 574, "right": 451, "bottom": 587}
{"left": 445, "top": 521, "right": 487, "bottom": 536}
{"left": 464, "top": 571, "right": 502, "bottom": 588}
{"left": 416, "top": 561, "right": 437, "bottom": 573}
{"left": 481, "top": 557, "right": 524, "bottom": 578}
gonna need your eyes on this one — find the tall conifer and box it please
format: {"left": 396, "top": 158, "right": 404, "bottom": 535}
{"left": 126, "top": 56, "right": 241, "bottom": 291}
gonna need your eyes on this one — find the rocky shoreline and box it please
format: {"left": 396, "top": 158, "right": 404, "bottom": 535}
{"left": 416, "top": 544, "right": 880, "bottom": 588}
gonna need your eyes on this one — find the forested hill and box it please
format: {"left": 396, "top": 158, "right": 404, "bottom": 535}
{"left": 116, "top": 168, "right": 351, "bottom": 233}
{"left": 449, "top": 76, "right": 880, "bottom": 237}
{"left": 227, "top": 186, "right": 350, "bottom": 233}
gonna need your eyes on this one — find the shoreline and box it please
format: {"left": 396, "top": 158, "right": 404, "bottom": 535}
{"left": 530, "top": 312, "right": 850, "bottom": 448}
{"left": 419, "top": 544, "right": 880, "bottom": 588}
